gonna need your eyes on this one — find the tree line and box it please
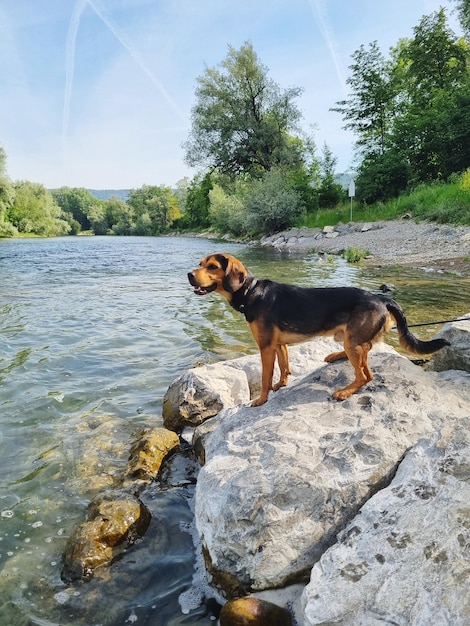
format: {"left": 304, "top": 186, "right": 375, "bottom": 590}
{"left": 1, "top": 2, "right": 469, "bottom": 239}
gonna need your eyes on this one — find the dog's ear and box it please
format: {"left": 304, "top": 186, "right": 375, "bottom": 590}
{"left": 222, "top": 255, "right": 247, "bottom": 293}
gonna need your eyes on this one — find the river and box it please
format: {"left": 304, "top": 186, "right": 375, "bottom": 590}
{"left": 0, "top": 236, "right": 469, "bottom": 626}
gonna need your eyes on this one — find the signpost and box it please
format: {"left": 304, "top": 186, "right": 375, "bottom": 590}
{"left": 348, "top": 179, "right": 355, "bottom": 222}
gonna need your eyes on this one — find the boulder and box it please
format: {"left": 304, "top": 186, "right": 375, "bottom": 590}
{"left": 61, "top": 491, "right": 151, "bottom": 582}
{"left": 122, "top": 427, "right": 180, "bottom": 483}
{"left": 192, "top": 340, "right": 470, "bottom": 594}
{"left": 162, "top": 362, "right": 250, "bottom": 431}
{"left": 301, "top": 425, "right": 470, "bottom": 625}
{"left": 165, "top": 339, "right": 347, "bottom": 432}
{"left": 220, "top": 596, "right": 292, "bottom": 625}
{"left": 429, "top": 315, "right": 470, "bottom": 372}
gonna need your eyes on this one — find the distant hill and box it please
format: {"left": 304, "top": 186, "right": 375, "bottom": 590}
{"left": 88, "top": 189, "right": 130, "bottom": 202}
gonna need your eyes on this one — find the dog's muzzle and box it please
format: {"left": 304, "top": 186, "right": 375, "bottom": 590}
{"left": 188, "top": 271, "right": 217, "bottom": 296}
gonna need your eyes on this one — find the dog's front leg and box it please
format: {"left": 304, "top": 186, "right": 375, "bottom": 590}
{"left": 273, "top": 344, "right": 290, "bottom": 391}
{"left": 251, "top": 346, "right": 276, "bottom": 407}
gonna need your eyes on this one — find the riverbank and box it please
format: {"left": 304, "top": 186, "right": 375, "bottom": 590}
{"left": 258, "top": 219, "right": 470, "bottom": 276}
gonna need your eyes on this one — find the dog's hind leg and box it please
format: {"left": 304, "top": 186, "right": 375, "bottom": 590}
{"left": 273, "top": 344, "right": 291, "bottom": 392}
{"left": 324, "top": 350, "right": 347, "bottom": 363}
{"left": 332, "top": 341, "right": 373, "bottom": 401}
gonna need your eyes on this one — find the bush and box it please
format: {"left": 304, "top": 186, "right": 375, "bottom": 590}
{"left": 244, "top": 168, "right": 304, "bottom": 235}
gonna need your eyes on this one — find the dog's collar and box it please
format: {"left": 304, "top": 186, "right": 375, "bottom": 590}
{"left": 237, "top": 278, "right": 258, "bottom": 314}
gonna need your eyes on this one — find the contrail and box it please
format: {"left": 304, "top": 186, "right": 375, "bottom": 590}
{"left": 306, "top": 0, "right": 346, "bottom": 92}
{"left": 88, "top": 0, "right": 187, "bottom": 122}
{"left": 63, "top": 0, "right": 88, "bottom": 164}
{"left": 62, "top": 0, "right": 186, "bottom": 161}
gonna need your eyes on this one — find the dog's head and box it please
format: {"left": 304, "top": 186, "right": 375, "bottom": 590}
{"left": 188, "top": 253, "right": 248, "bottom": 301}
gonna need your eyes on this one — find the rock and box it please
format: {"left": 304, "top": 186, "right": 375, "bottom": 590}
{"left": 164, "top": 340, "right": 343, "bottom": 431}
{"left": 361, "top": 223, "right": 372, "bottom": 232}
{"left": 122, "top": 427, "right": 180, "bottom": 483}
{"left": 61, "top": 491, "right": 151, "bottom": 582}
{"left": 162, "top": 362, "right": 250, "bottom": 431}
{"left": 324, "top": 230, "right": 339, "bottom": 238}
{"left": 220, "top": 596, "right": 292, "bottom": 625}
{"left": 322, "top": 225, "right": 335, "bottom": 233}
{"left": 429, "top": 315, "right": 470, "bottom": 372}
{"left": 301, "top": 425, "right": 470, "bottom": 625}
{"left": 192, "top": 340, "right": 470, "bottom": 594}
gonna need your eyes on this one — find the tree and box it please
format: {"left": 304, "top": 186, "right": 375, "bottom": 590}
{"left": 331, "top": 41, "right": 397, "bottom": 158}
{"left": 243, "top": 167, "right": 303, "bottom": 235}
{"left": 183, "top": 173, "right": 213, "bottom": 228}
{"left": 0, "top": 145, "right": 16, "bottom": 236}
{"left": 317, "top": 143, "right": 344, "bottom": 208}
{"left": 393, "top": 9, "right": 469, "bottom": 180}
{"left": 453, "top": 0, "right": 470, "bottom": 37}
{"left": 127, "top": 185, "right": 175, "bottom": 234}
{"left": 51, "top": 187, "right": 96, "bottom": 231}
{"left": 8, "top": 181, "right": 70, "bottom": 236}
{"left": 184, "top": 41, "right": 304, "bottom": 179}
{"left": 106, "top": 196, "right": 134, "bottom": 235}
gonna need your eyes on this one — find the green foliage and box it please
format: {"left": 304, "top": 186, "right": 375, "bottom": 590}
{"left": 183, "top": 173, "right": 213, "bottom": 228}
{"left": 128, "top": 185, "right": 176, "bottom": 234}
{"left": 334, "top": 8, "right": 470, "bottom": 205}
{"left": 318, "top": 144, "right": 345, "bottom": 208}
{"left": 8, "top": 181, "right": 70, "bottom": 236}
{"left": 356, "top": 151, "right": 411, "bottom": 203}
{"left": 331, "top": 41, "right": 396, "bottom": 156}
{"left": 106, "top": 196, "right": 133, "bottom": 235}
{"left": 243, "top": 168, "right": 304, "bottom": 235}
{"left": 0, "top": 145, "right": 16, "bottom": 236}
{"left": 342, "top": 247, "right": 370, "bottom": 263}
{"left": 184, "top": 41, "right": 305, "bottom": 179}
{"left": 208, "top": 183, "right": 247, "bottom": 235}
{"left": 51, "top": 187, "right": 96, "bottom": 231}
{"left": 454, "top": 0, "right": 470, "bottom": 35}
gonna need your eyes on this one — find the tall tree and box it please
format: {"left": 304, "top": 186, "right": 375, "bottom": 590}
{"left": 0, "top": 146, "right": 15, "bottom": 235}
{"left": 453, "top": 0, "right": 470, "bottom": 36}
{"left": 393, "top": 9, "right": 469, "bottom": 180}
{"left": 331, "top": 41, "right": 396, "bottom": 158}
{"left": 184, "top": 41, "right": 304, "bottom": 179}
{"left": 8, "top": 182, "right": 70, "bottom": 236}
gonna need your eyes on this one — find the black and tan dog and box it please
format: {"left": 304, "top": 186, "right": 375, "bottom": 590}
{"left": 188, "top": 253, "right": 449, "bottom": 406}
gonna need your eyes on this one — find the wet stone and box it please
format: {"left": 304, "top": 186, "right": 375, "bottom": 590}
{"left": 219, "top": 596, "right": 292, "bottom": 626}
{"left": 61, "top": 493, "right": 151, "bottom": 582}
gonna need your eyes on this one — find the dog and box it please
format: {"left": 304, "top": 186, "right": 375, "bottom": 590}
{"left": 188, "top": 253, "right": 449, "bottom": 406}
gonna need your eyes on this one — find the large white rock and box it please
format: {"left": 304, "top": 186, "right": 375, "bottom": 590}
{"left": 430, "top": 315, "right": 470, "bottom": 373}
{"left": 302, "top": 425, "right": 470, "bottom": 625}
{"left": 193, "top": 340, "right": 470, "bottom": 593}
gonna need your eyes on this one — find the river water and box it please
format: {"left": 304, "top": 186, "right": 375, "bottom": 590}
{"left": 0, "top": 236, "right": 469, "bottom": 626}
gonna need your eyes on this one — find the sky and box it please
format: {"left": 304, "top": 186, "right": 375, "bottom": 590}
{"left": 0, "top": 0, "right": 462, "bottom": 190}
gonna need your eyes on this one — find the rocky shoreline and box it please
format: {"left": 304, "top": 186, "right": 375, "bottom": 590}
{"left": 163, "top": 319, "right": 470, "bottom": 625}
{"left": 258, "top": 219, "right": 470, "bottom": 276}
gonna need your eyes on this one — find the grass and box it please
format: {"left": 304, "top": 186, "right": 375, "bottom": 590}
{"left": 342, "top": 247, "right": 370, "bottom": 263}
{"left": 296, "top": 179, "right": 470, "bottom": 229}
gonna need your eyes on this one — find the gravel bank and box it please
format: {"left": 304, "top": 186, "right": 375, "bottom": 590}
{"left": 260, "top": 219, "right": 470, "bottom": 275}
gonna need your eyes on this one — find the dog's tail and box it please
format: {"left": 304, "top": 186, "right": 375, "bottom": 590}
{"left": 384, "top": 299, "right": 450, "bottom": 355}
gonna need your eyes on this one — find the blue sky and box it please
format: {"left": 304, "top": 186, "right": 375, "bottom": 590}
{"left": 0, "top": 0, "right": 461, "bottom": 189}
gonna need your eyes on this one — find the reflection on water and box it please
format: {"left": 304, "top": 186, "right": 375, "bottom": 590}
{"left": 0, "top": 236, "right": 468, "bottom": 626}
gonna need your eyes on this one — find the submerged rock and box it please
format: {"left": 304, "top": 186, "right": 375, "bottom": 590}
{"left": 61, "top": 492, "right": 151, "bottom": 582}
{"left": 122, "top": 427, "right": 180, "bottom": 483}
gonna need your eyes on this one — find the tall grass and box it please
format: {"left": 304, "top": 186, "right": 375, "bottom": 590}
{"left": 296, "top": 178, "right": 470, "bottom": 228}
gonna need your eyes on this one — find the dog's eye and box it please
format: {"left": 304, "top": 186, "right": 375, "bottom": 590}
{"left": 207, "top": 263, "right": 218, "bottom": 270}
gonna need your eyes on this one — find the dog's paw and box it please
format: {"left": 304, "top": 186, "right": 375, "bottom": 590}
{"left": 251, "top": 395, "right": 268, "bottom": 407}
{"left": 332, "top": 387, "right": 355, "bottom": 401}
